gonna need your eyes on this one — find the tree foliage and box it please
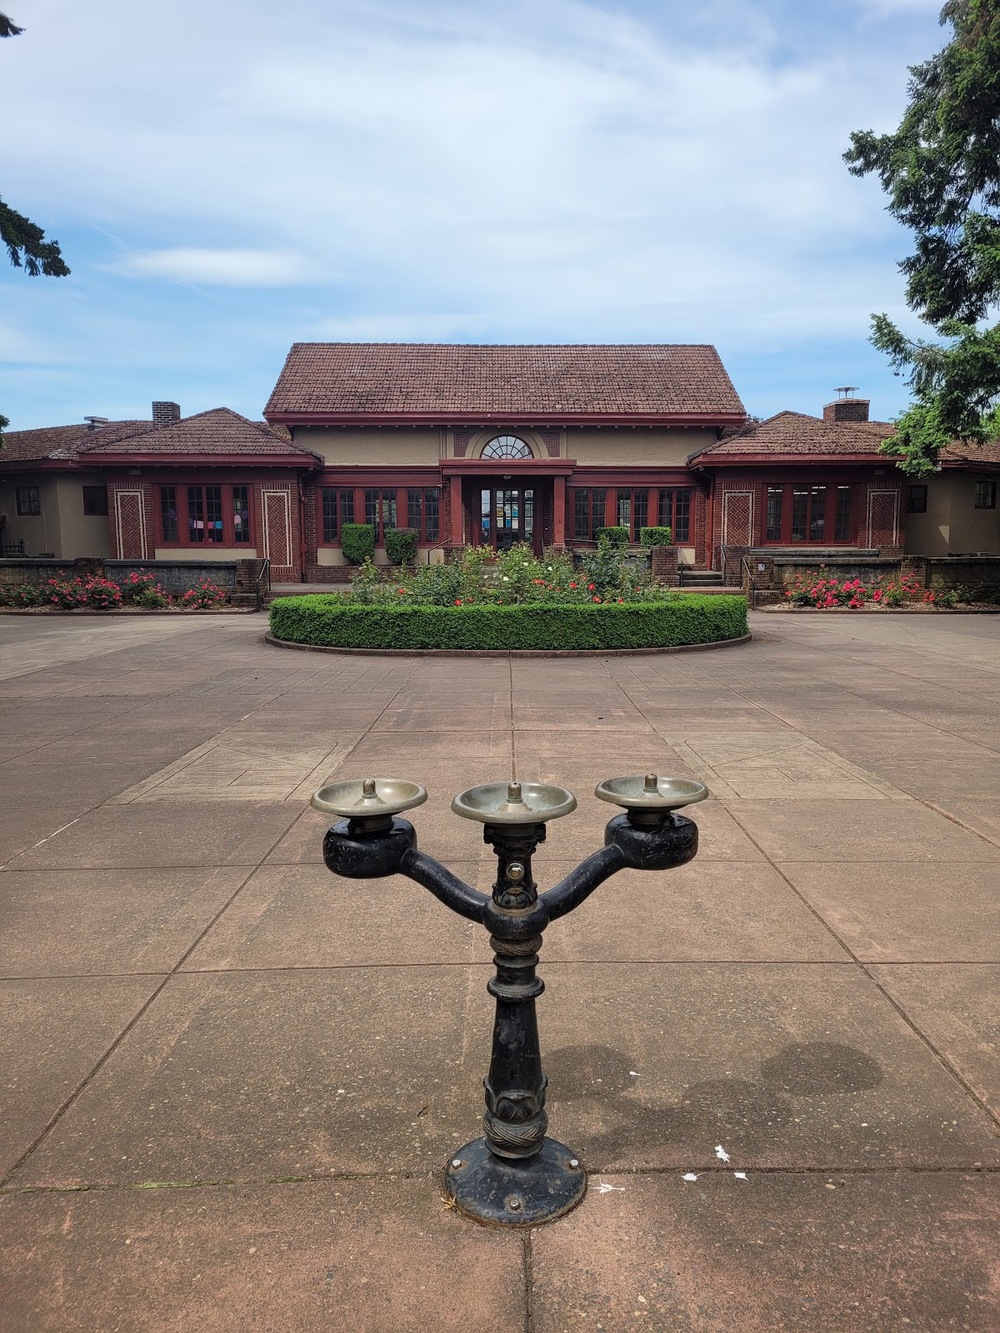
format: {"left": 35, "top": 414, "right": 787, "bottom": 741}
{"left": 845, "top": 0, "right": 1000, "bottom": 475}
{"left": 0, "top": 12, "right": 69, "bottom": 279}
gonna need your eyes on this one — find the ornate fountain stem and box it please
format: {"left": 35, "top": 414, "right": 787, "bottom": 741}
{"left": 482, "top": 822, "right": 548, "bottom": 1160}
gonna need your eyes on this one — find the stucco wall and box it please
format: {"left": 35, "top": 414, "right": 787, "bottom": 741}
{"left": 0, "top": 474, "right": 62, "bottom": 555}
{"left": 153, "top": 546, "right": 258, "bottom": 561}
{"left": 566, "top": 427, "right": 715, "bottom": 467}
{"left": 905, "top": 475, "right": 1000, "bottom": 556}
{"left": 54, "top": 475, "right": 112, "bottom": 559}
{"left": 295, "top": 426, "right": 442, "bottom": 466}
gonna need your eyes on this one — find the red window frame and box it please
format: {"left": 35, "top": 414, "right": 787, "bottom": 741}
{"left": 157, "top": 483, "right": 254, "bottom": 547}
{"left": 763, "top": 484, "right": 854, "bottom": 544}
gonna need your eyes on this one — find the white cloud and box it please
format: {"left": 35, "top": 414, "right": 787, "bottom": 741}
{"left": 110, "top": 248, "right": 312, "bottom": 286}
{"left": 0, "top": 0, "right": 948, "bottom": 424}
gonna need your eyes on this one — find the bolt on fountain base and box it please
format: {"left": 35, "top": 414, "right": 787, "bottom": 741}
{"left": 445, "top": 1137, "right": 586, "bottom": 1226}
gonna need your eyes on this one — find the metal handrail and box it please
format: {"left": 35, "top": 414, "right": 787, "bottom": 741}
{"left": 740, "top": 555, "right": 757, "bottom": 610}
{"left": 255, "top": 557, "right": 271, "bottom": 610}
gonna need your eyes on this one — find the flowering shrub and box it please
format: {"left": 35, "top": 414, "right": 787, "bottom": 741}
{"left": 0, "top": 582, "right": 45, "bottom": 607}
{"left": 786, "top": 570, "right": 932, "bottom": 609}
{"left": 179, "top": 579, "right": 228, "bottom": 609}
{"left": 124, "top": 571, "right": 173, "bottom": 608}
{"left": 46, "top": 575, "right": 123, "bottom": 610}
{"left": 347, "top": 540, "right": 674, "bottom": 608}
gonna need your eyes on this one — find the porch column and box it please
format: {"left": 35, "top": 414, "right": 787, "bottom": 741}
{"left": 449, "top": 475, "right": 464, "bottom": 546}
{"left": 553, "top": 475, "right": 566, "bottom": 547}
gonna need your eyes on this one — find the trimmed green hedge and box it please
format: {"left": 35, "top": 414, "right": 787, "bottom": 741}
{"left": 341, "top": 523, "right": 375, "bottom": 564}
{"left": 269, "top": 594, "right": 747, "bottom": 651}
{"left": 596, "top": 526, "right": 629, "bottom": 549}
{"left": 640, "top": 526, "right": 673, "bottom": 547}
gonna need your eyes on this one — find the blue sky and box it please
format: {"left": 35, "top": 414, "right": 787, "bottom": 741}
{"left": 2, "top": 0, "right": 946, "bottom": 429}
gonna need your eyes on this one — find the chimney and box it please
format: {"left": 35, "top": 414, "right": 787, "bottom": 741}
{"left": 823, "top": 387, "right": 869, "bottom": 424}
{"left": 152, "top": 401, "right": 181, "bottom": 426}
{"left": 83, "top": 415, "right": 109, "bottom": 430}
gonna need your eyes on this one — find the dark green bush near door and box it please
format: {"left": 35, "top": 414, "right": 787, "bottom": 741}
{"left": 269, "top": 594, "right": 747, "bottom": 651}
{"left": 341, "top": 523, "right": 375, "bottom": 565}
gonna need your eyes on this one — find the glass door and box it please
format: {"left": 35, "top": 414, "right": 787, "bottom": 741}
{"left": 481, "top": 486, "right": 535, "bottom": 551}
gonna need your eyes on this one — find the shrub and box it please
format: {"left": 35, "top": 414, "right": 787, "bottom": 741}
{"left": 639, "top": 526, "right": 673, "bottom": 547}
{"left": 596, "top": 526, "right": 629, "bottom": 549}
{"left": 45, "top": 575, "right": 123, "bottom": 610}
{"left": 124, "top": 571, "right": 172, "bottom": 608}
{"left": 179, "top": 579, "right": 228, "bottom": 610}
{"left": 0, "top": 582, "right": 44, "bottom": 607}
{"left": 270, "top": 594, "right": 748, "bottom": 652}
{"left": 341, "top": 523, "right": 376, "bottom": 565}
{"left": 385, "top": 527, "right": 418, "bottom": 566}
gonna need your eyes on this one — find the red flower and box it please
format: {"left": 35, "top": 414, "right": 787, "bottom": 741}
{"left": 569, "top": 581, "right": 578, "bottom": 589}
{"left": 587, "top": 583, "right": 596, "bottom": 590}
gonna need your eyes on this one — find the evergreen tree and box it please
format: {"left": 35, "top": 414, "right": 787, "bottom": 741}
{"left": 0, "top": 12, "right": 69, "bottom": 277}
{"left": 845, "top": 0, "right": 1000, "bottom": 475}
{"left": 1, "top": 10, "right": 69, "bottom": 442}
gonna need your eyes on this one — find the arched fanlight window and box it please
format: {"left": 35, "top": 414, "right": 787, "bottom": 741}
{"left": 480, "top": 435, "right": 534, "bottom": 460}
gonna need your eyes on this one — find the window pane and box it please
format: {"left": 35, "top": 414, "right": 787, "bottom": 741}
{"left": 766, "top": 487, "right": 782, "bottom": 542}
{"left": 808, "top": 486, "right": 825, "bottom": 542}
{"left": 573, "top": 489, "right": 590, "bottom": 540}
{"left": 321, "top": 488, "right": 338, "bottom": 543}
{"left": 481, "top": 435, "right": 533, "bottom": 460}
{"left": 975, "top": 481, "right": 997, "bottom": 509}
{"left": 425, "top": 488, "right": 439, "bottom": 542}
{"left": 906, "top": 485, "right": 927, "bottom": 514}
{"left": 82, "top": 485, "right": 108, "bottom": 516}
{"left": 407, "top": 489, "right": 423, "bottom": 530}
{"left": 617, "top": 492, "right": 632, "bottom": 529}
{"left": 232, "top": 486, "right": 250, "bottom": 543}
{"left": 187, "top": 486, "right": 205, "bottom": 542}
{"left": 160, "top": 486, "right": 178, "bottom": 542}
{"left": 205, "top": 486, "right": 224, "bottom": 543}
{"left": 15, "top": 487, "right": 40, "bottom": 516}
{"left": 340, "top": 489, "right": 355, "bottom": 525}
{"left": 835, "top": 486, "right": 852, "bottom": 539}
{"left": 634, "top": 489, "right": 647, "bottom": 533}
{"left": 790, "top": 488, "right": 809, "bottom": 542}
{"left": 674, "top": 489, "right": 691, "bottom": 543}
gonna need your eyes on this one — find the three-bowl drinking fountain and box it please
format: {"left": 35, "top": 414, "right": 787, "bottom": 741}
{"left": 311, "top": 769, "right": 707, "bottom": 1226}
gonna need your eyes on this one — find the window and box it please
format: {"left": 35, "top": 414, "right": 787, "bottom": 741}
{"left": 15, "top": 486, "right": 40, "bottom": 516}
{"left": 364, "top": 488, "right": 398, "bottom": 541}
{"left": 321, "top": 488, "right": 355, "bottom": 543}
{"left": 657, "top": 488, "right": 692, "bottom": 543}
{"left": 764, "top": 484, "right": 854, "bottom": 544}
{"left": 834, "top": 486, "right": 852, "bottom": 541}
{"left": 232, "top": 486, "right": 251, "bottom": 543}
{"left": 481, "top": 435, "right": 533, "bottom": 460}
{"left": 571, "top": 488, "right": 606, "bottom": 541}
{"left": 158, "top": 484, "right": 252, "bottom": 546}
{"left": 616, "top": 488, "right": 648, "bottom": 540}
{"left": 906, "top": 485, "right": 928, "bottom": 514}
{"left": 407, "top": 488, "right": 440, "bottom": 542}
{"left": 974, "top": 480, "right": 997, "bottom": 509}
{"left": 82, "top": 485, "right": 108, "bottom": 516}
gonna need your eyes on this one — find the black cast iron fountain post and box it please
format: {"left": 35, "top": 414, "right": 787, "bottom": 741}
{"left": 312, "top": 771, "right": 707, "bottom": 1226}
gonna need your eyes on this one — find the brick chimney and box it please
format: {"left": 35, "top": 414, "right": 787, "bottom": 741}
{"left": 823, "top": 388, "right": 869, "bottom": 424}
{"left": 152, "top": 401, "right": 181, "bottom": 425}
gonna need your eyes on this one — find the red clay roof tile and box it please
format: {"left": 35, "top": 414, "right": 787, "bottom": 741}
{"left": 264, "top": 343, "right": 746, "bottom": 418}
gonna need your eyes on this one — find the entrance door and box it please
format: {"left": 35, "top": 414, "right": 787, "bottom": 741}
{"left": 480, "top": 485, "right": 536, "bottom": 552}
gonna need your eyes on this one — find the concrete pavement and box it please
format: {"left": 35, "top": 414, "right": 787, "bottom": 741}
{"left": 0, "top": 610, "right": 998, "bottom": 1330}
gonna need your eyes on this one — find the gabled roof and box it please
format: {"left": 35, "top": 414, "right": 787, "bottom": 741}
{"left": 80, "top": 408, "right": 313, "bottom": 459}
{"left": 265, "top": 343, "right": 747, "bottom": 422}
{"left": 1, "top": 419, "right": 154, "bottom": 463}
{"left": 690, "top": 410, "right": 897, "bottom": 464}
{"left": 940, "top": 439, "right": 1000, "bottom": 468}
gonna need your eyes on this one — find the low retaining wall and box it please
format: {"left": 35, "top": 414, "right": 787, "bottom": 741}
{"left": 0, "top": 556, "right": 267, "bottom": 601}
